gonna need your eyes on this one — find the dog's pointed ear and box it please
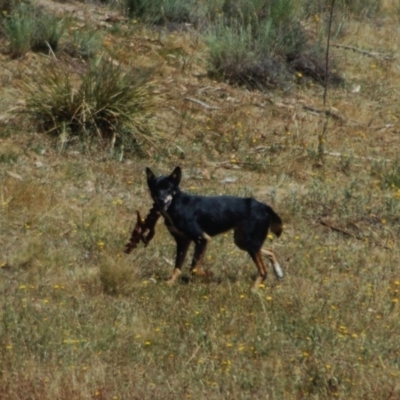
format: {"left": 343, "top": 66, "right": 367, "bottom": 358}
{"left": 170, "top": 166, "right": 182, "bottom": 186}
{"left": 146, "top": 167, "right": 156, "bottom": 182}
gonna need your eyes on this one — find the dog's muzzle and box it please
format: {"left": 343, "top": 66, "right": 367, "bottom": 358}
{"left": 156, "top": 195, "right": 173, "bottom": 210}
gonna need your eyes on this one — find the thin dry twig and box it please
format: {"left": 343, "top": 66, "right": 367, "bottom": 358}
{"left": 184, "top": 344, "right": 202, "bottom": 367}
{"left": 331, "top": 43, "right": 395, "bottom": 61}
{"left": 320, "top": 218, "right": 392, "bottom": 250}
{"left": 185, "top": 97, "right": 221, "bottom": 110}
{"left": 324, "top": 151, "right": 391, "bottom": 163}
{"left": 252, "top": 145, "right": 392, "bottom": 163}
{"left": 45, "top": 41, "right": 57, "bottom": 60}
{"left": 303, "top": 105, "right": 343, "bottom": 121}
{"left": 320, "top": 218, "right": 358, "bottom": 239}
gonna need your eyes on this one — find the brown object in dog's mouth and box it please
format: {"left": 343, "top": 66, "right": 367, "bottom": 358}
{"left": 124, "top": 205, "right": 161, "bottom": 254}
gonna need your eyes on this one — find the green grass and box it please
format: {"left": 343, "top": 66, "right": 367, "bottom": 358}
{"left": 1, "top": 157, "right": 399, "bottom": 399}
{"left": 64, "top": 28, "right": 104, "bottom": 59}
{"left": 1, "top": 0, "right": 400, "bottom": 399}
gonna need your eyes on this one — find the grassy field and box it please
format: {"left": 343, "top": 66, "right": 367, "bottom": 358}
{"left": 1, "top": 1, "right": 400, "bottom": 399}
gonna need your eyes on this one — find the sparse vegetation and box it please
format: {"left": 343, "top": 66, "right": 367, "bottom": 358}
{"left": 1, "top": 0, "right": 400, "bottom": 398}
{"left": 64, "top": 28, "right": 103, "bottom": 59}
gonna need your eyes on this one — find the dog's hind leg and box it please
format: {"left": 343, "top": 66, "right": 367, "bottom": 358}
{"left": 167, "top": 235, "right": 191, "bottom": 285}
{"left": 250, "top": 250, "right": 268, "bottom": 289}
{"left": 261, "top": 249, "right": 283, "bottom": 280}
{"left": 234, "top": 227, "right": 268, "bottom": 289}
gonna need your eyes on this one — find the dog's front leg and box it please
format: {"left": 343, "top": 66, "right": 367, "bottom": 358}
{"left": 190, "top": 235, "right": 210, "bottom": 277}
{"left": 167, "top": 235, "right": 191, "bottom": 285}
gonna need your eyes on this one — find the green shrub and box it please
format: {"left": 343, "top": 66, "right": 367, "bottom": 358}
{"left": 206, "top": 0, "right": 345, "bottom": 90}
{"left": 22, "top": 58, "right": 159, "bottom": 154}
{"left": 2, "top": 3, "right": 33, "bottom": 58}
{"left": 206, "top": 0, "right": 305, "bottom": 90}
{"left": 207, "top": 20, "right": 293, "bottom": 89}
{"left": 2, "top": 3, "right": 66, "bottom": 57}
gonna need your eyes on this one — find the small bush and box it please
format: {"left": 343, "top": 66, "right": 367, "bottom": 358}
{"left": 206, "top": 0, "right": 305, "bottom": 90}
{"left": 2, "top": 3, "right": 33, "bottom": 58}
{"left": 206, "top": 0, "right": 344, "bottom": 90}
{"left": 2, "top": 3, "right": 66, "bottom": 57}
{"left": 22, "top": 58, "right": 159, "bottom": 154}
{"left": 207, "top": 20, "right": 294, "bottom": 89}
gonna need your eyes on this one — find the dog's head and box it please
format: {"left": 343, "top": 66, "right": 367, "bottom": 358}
{"left": 146, "top": 166, "right": 182, "bottom": 210}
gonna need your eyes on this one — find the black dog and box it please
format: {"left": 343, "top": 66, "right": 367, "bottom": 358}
{"left": 146, "top": 166, "right": 283, "bottom": 289}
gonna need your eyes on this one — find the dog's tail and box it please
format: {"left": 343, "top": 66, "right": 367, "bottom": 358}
{"left": 269, "top": 207, "right": 283, "bottom": 238}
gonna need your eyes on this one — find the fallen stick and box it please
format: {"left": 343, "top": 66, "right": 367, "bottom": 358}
{"left": 319, "top": 218, "right": 392, "bottom": 250}
{"left": 320, "top": 218, "right": 357, "bottom": 239}
{"left": 331, "top": 43, "right": 395, "bottom": 61}
{"left": 185, "top": 97, "right": 221, "bottom": 110}
{"left": 302, "top": 105, "right": 344, "bottom": 121}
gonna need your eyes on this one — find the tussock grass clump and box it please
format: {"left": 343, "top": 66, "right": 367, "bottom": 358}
{"left": 1, "top": 3, "right": 33, "bottom": 58}
{"left": 23, "top": 58, "right": 159, "bottom": 153}
{"left": 2, "top": 3, "right": 66, "bottom": 57}
{"left": 30, "top": 9, "right": 66, "bottom": 53}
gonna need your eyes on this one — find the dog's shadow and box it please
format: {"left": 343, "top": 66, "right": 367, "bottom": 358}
{"left": 178, "top": 273, "right": 228, "bottom": 285}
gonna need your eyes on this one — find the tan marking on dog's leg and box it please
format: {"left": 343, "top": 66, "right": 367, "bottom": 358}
{"left": 251, "top": 251, "right": 267, "bottom": 290}
{"left": 166, "top": 268, "right": 181, "bottom": 285}
{"left": 191, "top": 235, "right": 211, "bottom": 277}
{"left": 167, "top": 237, "right": 190, "bottom": 285}
{"left": 261, "top": 249, "right": 283, "bottom": 279}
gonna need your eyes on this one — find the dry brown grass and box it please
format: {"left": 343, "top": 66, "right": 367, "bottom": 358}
{"left": 1, "top": 2, "right": 400, "bottom": 399}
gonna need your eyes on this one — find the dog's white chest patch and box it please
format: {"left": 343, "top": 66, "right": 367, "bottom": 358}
{"left": 163, "top": 194, "right": 173, "bottom": 210}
